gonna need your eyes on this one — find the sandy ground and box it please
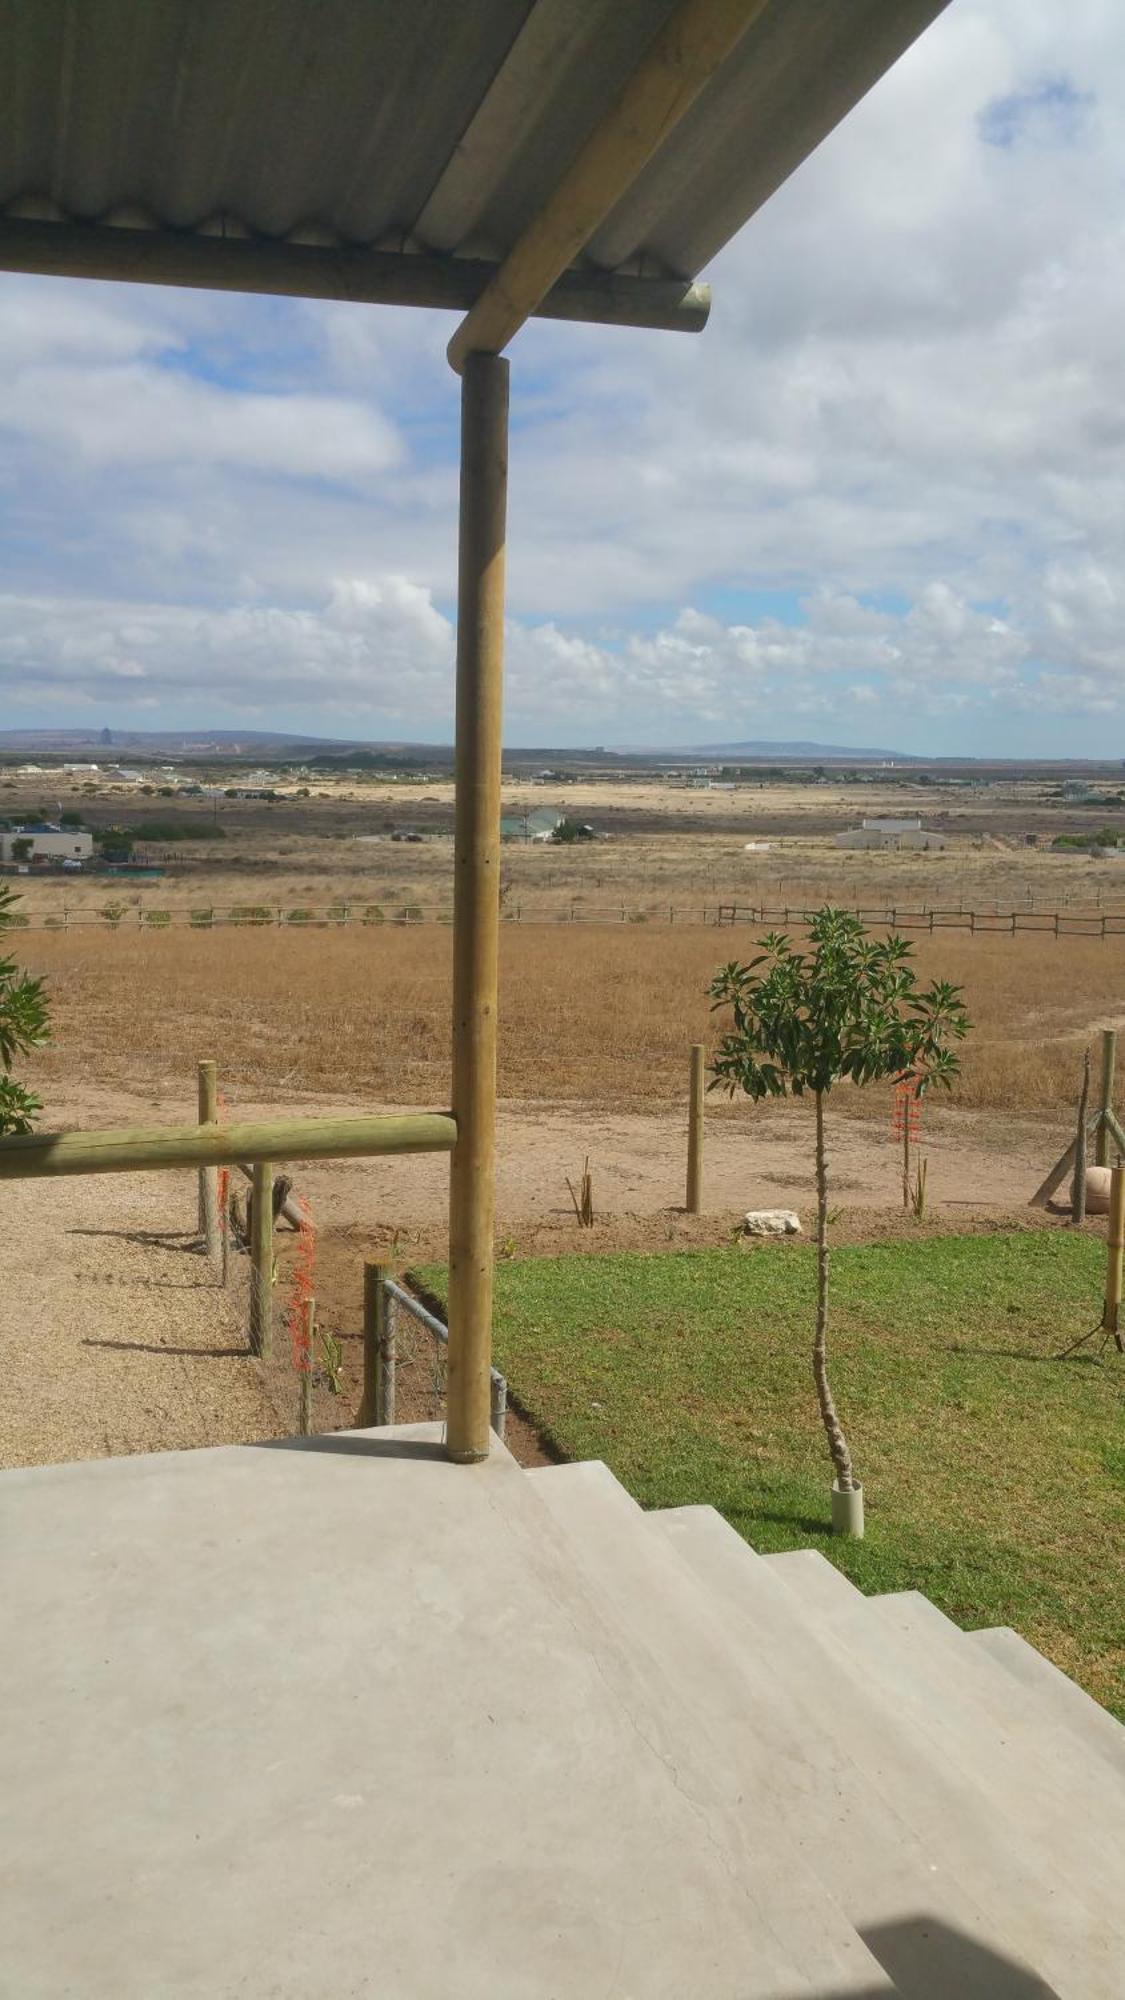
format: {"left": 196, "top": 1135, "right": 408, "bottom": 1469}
{"left": 24, "top": 1077, "right": 1070, "bottom": 1234}
{"left": 0, "top": 1167, "right": 276, "bottom": 1470}
{"left": 0, "top": 1078, "right": 1075, "bottom": 1472}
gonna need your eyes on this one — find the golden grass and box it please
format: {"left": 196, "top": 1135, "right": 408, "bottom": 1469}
{"left": 22, "top": 923, "right": 1123, "bottom": 1118}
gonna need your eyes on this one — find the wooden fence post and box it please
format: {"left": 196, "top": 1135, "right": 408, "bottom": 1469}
{"left": 686, "top": 1043, "right": 705, "bottom": 1215}
{"left": 1104, "top": 1166, "right": 1125, "bottom": 1352}
{"left": 197, "top": 1059, "right": 219, "bottom": 1266}
{"left": 1095, "top": 1029, "right": 1117, "bottom": 1168}
{"left": 359, "top": 1261, "right": 395, "bottom": 1427}
{"left": 249, "top": 1160, "right": 273, "bottom": 1355}
{"left": 1072, "top": 1053, "right": 1090, "bottom": 1227}
{"left": 298, "top": 1295, "right": 315, "bottom": 1435}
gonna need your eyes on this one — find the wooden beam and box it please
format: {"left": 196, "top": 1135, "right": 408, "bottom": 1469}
{"left": 0, "top": 217, "right": 709, "bottom": 335}
{"left": 447, "top": 0, "right": 766, "bottom": 370}
{"left": 446, "top": 352, "right": 508, "bottom": 1464}
{"left": 0, "top": 1112, "right": 456, "bottom": 1181}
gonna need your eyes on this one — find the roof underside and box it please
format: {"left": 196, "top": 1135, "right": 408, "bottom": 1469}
{"left": 0, "top": 0, "right": 947, "bottom": 308}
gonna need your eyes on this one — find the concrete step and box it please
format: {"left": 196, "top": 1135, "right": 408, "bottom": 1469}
{"left": 874, "top": 1590, "right": 1125, "bottom": 1841}
{"left": 968, "top": 1625, "right": 1125, "bottom": 1781}
{"left": 655, "top": 1505, "right": 1119, "bottom": 2000}
{"left": 528, "top": 1464, "right": 1079, "bottom": 1998}
{"left": 764, "top": 1552, "right": 1125, "bottom": 1932}
{"left": 0, "top": 1425, "right": 894, "bottom": 2000}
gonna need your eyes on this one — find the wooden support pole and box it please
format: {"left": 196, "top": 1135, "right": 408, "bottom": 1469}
{"left": 249, "top": 1161, "right": 273, "bottom": 1357}
{"left": 0, "top": 217, "right": 709, "bottom": 336}
{"left": 1105, "top": 1165, "right": 1125, "bottom": 1351}
{"left": 1072, "top": 1052, "right": 1090, "bottom": 1227}
{"left": 1095, "top": 1029, "right": 1117, "bottom": 1168}
{"left": 197, "top": 1059, "right": 218, "bottom": 1263}
{"left": 446, "top": 352, "right": 508, "bottom": 1463}
{"left": 686, "top": 1043, "right": 705, "bottom": 1214}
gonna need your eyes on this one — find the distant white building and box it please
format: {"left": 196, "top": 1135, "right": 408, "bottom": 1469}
{"left": 835, "top": 817, "right": 946, "bottom": 853}
{"left": 1, "top": 823, "right": 94, "bottom": 864}
{"left": 62, "top": 762, "right": 99, "bottom": 774}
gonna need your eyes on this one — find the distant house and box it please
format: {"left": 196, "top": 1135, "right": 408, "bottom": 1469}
{"left": 835, "top": 817, "right": 946, "bottom": 853}
{"left": 1, "top": 823, "right": 95, "bottom": 864}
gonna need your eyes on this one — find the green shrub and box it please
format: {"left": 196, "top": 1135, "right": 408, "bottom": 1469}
{"left": 142, "top": 909, "right": 171, "bottom": 928}
{"left": 229, "top": 905, "right": 273, "bottom": 927}
{"left": 396, "top": 905, "right": 424, "bottom": 924}
{"left": 100, "top": 902, "right": 126, "bottom": 927}
{"left": 362, "top": 905, "right": 386, "bottom": 926}
{"left": 189, "top": 908, "right": 214, "bottom": 928}
{"left": 286, "top": 907, "right": 316, "bottom": 926}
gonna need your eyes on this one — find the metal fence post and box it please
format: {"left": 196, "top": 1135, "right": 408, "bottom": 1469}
{"left": 490, "top": 1371, "right": 508, "bottom": 1442}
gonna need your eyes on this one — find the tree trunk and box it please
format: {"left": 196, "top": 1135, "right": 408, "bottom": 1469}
{"left": 814, "top": 1089, "right": 855, "bottom": 1491}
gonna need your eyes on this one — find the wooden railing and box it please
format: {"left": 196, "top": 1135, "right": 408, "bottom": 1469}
{"left": 0, "top": 1111, "right": 456, "bottom": 1180}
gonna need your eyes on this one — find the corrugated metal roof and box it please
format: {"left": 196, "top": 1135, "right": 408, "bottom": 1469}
{"left": 0, "top": 0, "right": 948, "bottom": 297}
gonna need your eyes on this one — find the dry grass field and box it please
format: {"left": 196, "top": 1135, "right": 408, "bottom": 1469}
{"left": 5, "top": 768, "right": 1125, "bottom": 927}
{"left": 22, "top": 920, "right": 1124, "bottom": 1122}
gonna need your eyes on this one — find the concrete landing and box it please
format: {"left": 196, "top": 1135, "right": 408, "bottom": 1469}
{"left": 0, "top": 1427, "right": 887, "bottom": 1999}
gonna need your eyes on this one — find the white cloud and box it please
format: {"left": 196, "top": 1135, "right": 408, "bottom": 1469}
{"left": 0, "top": 574, "right": 1096, "bottom": 745}
{"left": 0, "top": 0, "right": 1123, "bottom": 751}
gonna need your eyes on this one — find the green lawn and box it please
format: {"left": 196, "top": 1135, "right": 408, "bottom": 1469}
{"left": 418, "top": 1233, "right": 1125, "bottom": 1716}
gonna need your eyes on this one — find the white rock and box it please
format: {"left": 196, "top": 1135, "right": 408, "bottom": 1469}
{"left": 742, "top": 1209, "right": 802, "bottom": 1236}
{"left": 1073, "top": 1165, "right": 1113, "bottom": 1215}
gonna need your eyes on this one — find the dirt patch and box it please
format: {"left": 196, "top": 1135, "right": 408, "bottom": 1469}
{"left": 0, "top": 1170, "right": 275, "bottom": 1471}
{"left": 3, "top": 1074, "right": 1094, "bottom": 1471}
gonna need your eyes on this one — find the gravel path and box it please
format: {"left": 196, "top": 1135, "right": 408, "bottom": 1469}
{"left": 0, "top": 1169, "right": 275, "bottom": 1470}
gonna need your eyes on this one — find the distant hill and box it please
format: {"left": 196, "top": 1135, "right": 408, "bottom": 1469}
{"left": 0, "top": 728, "right": 435, "bottom": 760}
{"left": 683, "top": 739, "right": 912, "bottom": 761}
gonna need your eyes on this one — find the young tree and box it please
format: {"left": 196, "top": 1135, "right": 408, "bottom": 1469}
{"left": 710, "top": 908, "right": 969, "bottom": 1512}
{"left": 0, "top": 885, "right": 50, "bottom": 1134}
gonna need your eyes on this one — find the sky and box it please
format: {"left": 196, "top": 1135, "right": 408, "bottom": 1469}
{"left": 0, "top": 0, "right": 1123, "bottom": 758}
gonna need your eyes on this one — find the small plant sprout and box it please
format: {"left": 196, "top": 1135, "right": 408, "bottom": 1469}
{"left": 710, "top": 907, "right": 970, "bottom": 1528}
{"left": 566, "top": 1156, "right": 595, "bottom": 1227}
{"left": 318, "top": 1327, "right": 345, "bottom": 1395}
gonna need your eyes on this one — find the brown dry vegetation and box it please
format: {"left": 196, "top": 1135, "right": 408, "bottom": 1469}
{"left": 23, "top": 922, "right": 1124, "bottom": 1119}
{"left": 10, "top": 828, "right": 1125, "bottom": 926}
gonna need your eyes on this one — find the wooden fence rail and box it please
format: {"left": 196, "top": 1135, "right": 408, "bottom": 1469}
{"left": 0, "top": 1111, "right": 457, "bottom": 1180}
